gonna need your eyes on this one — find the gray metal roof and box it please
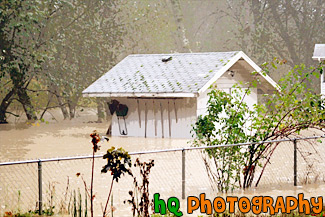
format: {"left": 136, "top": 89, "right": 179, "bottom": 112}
{"left": 83, "top": 51, "right": 242, "bottom": 97}
{"left": 312, "top": 44, "right": 325, "bottom": 61}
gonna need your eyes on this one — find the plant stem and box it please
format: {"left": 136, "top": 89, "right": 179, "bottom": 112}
{"left": 91, "top": 149, "right": 95, "bottom": 217}
{"left": 103, "top": 178, "right": 114, "bottom": 217}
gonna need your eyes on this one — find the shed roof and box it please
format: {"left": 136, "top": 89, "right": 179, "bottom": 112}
{"left": 83, "top": 51, "right": 278, "bottom": 98}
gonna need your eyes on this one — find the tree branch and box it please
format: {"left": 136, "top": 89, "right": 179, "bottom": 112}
{"left": 5, "top": 111, "right": 20, "bottom": 117}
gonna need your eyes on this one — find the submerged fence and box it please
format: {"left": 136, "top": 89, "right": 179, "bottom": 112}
{"left": 1, "top": 136, "right": 325, "bottom": 216}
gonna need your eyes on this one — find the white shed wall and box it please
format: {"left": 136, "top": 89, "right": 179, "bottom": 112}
{"left": 111, "top": 98, "right": 197, "bottom": 138}
{"left": 197, "top": 69, "right": 258, "bottom": 117}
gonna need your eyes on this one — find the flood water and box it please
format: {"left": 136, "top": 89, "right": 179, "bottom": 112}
{"left": 1, "top": 109, "right": 325, "bottom": 216}
{"left": 0, "top": 109, "right": 191, "bottom": 161}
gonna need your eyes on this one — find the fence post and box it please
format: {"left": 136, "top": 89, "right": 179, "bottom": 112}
{"left": 38, "top": 160, "right": 42, "bottom": 215}
{"left": 182, "top": 149, "right": 185, "bottom": 200}
{"left": 293, "top": 139, "right": 297, "bottom": 186}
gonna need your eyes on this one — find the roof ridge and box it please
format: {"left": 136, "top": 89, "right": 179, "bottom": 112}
{"left": 128, "top": 51, "right": 240, "bottom": 57}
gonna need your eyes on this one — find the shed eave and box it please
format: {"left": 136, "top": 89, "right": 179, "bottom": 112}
{"left": 240, "top": 52, "right": 280, "bottom": 92}
{"left": 82, "top": 92, "right": 198, "bottom": 98}
{"left": 312, "top": 56, "right": 325, "bottom": 61}
{"left": 198, "top": 51, "right": 243, "bottom": 94}
{"left": 198, "top": 51, "right": 281, "bottom": 93}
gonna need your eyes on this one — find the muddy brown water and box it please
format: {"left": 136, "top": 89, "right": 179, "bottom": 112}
{"left": 1, "top": 109, "right": 325, "bottom": 216}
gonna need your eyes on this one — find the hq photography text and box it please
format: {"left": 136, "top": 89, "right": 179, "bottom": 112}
{"left": 153, "top": 193, "right": 323, "bottom": 216}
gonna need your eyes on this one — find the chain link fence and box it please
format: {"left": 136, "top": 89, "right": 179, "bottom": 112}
{"left": 1, "top": 136, "right": 325, "bottom": 216}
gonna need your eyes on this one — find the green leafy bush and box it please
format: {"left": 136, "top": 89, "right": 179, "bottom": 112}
{"left": 192, "top": 61, "right": 325, "bottom": 192}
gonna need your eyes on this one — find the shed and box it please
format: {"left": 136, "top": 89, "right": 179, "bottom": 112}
{"left": 312, "top": 44, "right": 325, "bottom": 95}
{"left": 82, "top": 51, "right": 278, "bottom": 138}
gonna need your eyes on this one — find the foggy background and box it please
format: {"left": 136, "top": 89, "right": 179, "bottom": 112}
{"left": 1, "top": 0, "right": 324, "bottom": 123}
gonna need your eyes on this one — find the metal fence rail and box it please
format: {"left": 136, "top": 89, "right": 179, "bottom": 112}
{"left": 1, "top": 135, "right": 325, "bottom": 216}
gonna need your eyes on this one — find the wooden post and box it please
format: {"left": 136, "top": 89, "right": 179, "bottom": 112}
{"left": 160, "top": 103, "right": 164, "bottom": 138}
{"left": 294, "top": 139, "right": 297, "bottom": 186}
{"left": 144, "top": 102, "right": 147, "bottom": 138}
{"left": 137, "top": 100, "right": 141, "bottom": 128}
{"left": 168, "top": 100, "right": 171, "bottom": 138}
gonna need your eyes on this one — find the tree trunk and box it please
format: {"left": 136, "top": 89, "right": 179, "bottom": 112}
{"left": 0, "top": 88, "right": 16, "bottom": 123}
{"left": 104, "top": 100, "right": 112, "bottom": 136}
{"left": 17, "top": 88, "right": 37, "bottom": 121}
{"left": 169, "top": 0, "right": 191, "bottom": 52}
{"left": 68, "top": 100, "right": 76, "bottom": 119}
{"left": 104, "top": 99, "right": 111, "bottom": 121}
{"left": 56, "top": 95, "right": 69, "bottom": 120}
{"left": 53, "top": 87, "right": 69, "bottom": 120}
{"left": 96, "top": 98, "right": 105, "bottom": 123}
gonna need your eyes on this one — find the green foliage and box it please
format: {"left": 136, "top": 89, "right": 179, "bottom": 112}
{"left": 192, "top": 87, "right": 252, "bottom": 192}
{"left": 192, "top": 62, "right": 325, "bottom": 191}
{"left": 4, "top": 205, "right": 55, "bottom": 217}
{"left": 102, "top": 146, "right": 132, "bottom": 217}
{"left": 0, "top": 0, "right": 50, "bottom": 122}
{"left": 0, "top": 0, "right": 46, "bottom": 80}
{"left": 3, "top": 186, "right": 56, "bottom": 217}
{"left": 102, "top": 147, "right": 132, "bottom": 182}
{"left": 252, "top": 62, "right": 325, "bottom": 141}
{"left": 0, "top": 0, "right": 186, "bottom": 122}
{"left": 70, "top": 189, "right": 87, "bottom": 217}
{"left": 43, "top": 0, "right": 125, "bottom": 119}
